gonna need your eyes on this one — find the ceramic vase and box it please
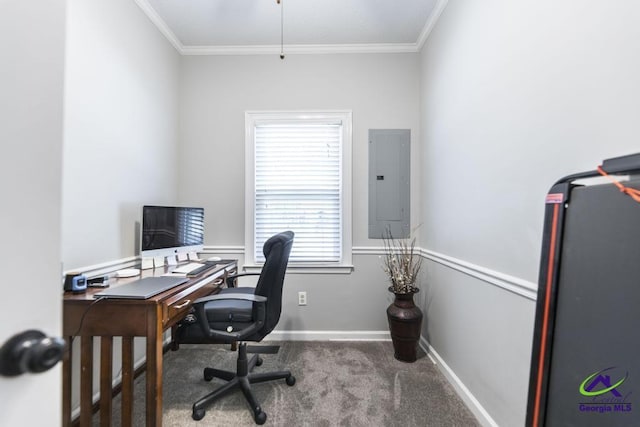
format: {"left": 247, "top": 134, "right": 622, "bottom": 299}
{"left": 386, "top": 287, "right": 423, "bottom": 362}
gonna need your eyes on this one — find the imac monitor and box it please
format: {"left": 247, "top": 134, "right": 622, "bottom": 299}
{"left": 141, "top": 205, "right": 204, "bottom": 258}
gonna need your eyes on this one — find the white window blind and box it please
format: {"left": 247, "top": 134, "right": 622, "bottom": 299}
{"left": 254, "top": 122, "right": 343, "bottom": 263}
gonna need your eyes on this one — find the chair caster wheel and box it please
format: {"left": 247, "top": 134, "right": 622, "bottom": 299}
{"left": 203, "top": 368, "right": 215, "bottom": 381}
{"left": 256, "top": 356, "right": 263, "bottom": 366}
{"left": 286, "top": 375, "right": 296, "bottom": 386}
{"left": 192, "top": 407, "right": 205, "bottom": 421}
{"left": 255, "top": 410, "right": 267, "bottom": 424}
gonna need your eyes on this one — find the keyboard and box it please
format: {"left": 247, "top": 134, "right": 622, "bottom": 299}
{"left": 172, "top": 262, "right": 205, "bottom": 274}
{"left": 171, "top": 262, "right": 215, "bottom": 277}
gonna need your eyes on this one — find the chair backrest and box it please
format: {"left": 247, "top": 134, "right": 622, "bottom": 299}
{"left": 253, "top": 231, "right": 294, "bottom": 336}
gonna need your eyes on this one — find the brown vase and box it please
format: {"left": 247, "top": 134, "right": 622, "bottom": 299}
{"left": 386, "top": 287, "right": 423, "bottom": 362}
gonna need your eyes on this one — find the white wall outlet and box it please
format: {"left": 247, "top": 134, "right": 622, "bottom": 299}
{"left": 298, "top": 291, "right": 307, "bottom": 306}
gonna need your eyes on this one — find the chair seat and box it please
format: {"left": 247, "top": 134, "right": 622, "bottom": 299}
{"left": 175, "top": 287, "right": 261, "bottom": 343}
{"left": 203, "top": 287, "right": 255, "bottom": 323}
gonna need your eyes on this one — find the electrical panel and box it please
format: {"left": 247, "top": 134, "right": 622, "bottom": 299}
{"left": 368, "top": 129, "right": 410, "bottom": 239}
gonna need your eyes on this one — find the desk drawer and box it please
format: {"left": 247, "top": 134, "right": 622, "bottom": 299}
{"left": 164, "top": 277, "right": 224, "bottom": 326}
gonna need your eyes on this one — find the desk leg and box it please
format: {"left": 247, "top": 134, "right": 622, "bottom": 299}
{"left": 99, "top": 337, "right": 113, "bottom": 426}
{"left": 80, "top": 336, "right": 93, "bottom": 426}
{"left": 62, "top": 336, "right": 72, "bottom": 427}
{"left": 122, "top": 336, "right": 134, "bottom": 426}
{"left": 146, "top": 307, "right": 163, "bottom": 427}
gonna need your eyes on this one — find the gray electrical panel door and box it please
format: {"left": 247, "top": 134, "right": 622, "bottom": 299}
{"left": 368, "top": 129, "right": 410, "bottom": 239}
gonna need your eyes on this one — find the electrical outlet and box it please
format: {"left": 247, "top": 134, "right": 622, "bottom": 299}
{"left": 298, "top": 291, "right": 307, "bottom": 306}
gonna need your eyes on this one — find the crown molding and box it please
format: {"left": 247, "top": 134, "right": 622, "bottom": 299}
{"left": 134, "top": 0, "right": 184, "bottom": 52}
{"left": 181, "top": 42, "right": 420, "bottom": 56}
{"left": 416, "top": 0, "right": 450, "bottom": 51}
{"left": 135, "top": 0, "right": 444, "bottom": 56}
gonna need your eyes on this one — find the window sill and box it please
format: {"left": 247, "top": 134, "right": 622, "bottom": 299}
{"left": 243, "top": 264, "right": 354, "bottom": 274}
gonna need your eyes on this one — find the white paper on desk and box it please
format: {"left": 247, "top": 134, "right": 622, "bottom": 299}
{"left": 166, "top": 255, "right": 177, "bottom": 266}
{"left": 188, "top": 252, "right": 200, "bottom": 261}
{"left": 153, "top": 256, "right": 165, "bottom": 268}
{"left": 141, "top": 258, "right": 154, "bottom": 270}
{"left": 177, "top": 253, "right": 188, "bottom": 262}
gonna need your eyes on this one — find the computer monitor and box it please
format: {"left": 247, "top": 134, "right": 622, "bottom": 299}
{"left": 140, "top": 205, "right": 204, "bottom": 258}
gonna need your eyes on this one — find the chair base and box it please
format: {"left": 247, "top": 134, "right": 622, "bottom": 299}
{"left": 192, "top": 342, "right": 295, "bottom": 425}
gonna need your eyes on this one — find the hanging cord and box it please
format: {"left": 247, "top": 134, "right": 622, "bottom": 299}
{"left": 69, "top": 297, "right": 106, "bottom": 344}
{"left": 596, "top": 165, "right": 640, "bottom": 203}
{"left": 279, "top": 0, "right": 285, "bottom": 59}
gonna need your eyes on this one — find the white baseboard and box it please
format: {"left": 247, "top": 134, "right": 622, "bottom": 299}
{"left": 266, "top": 330, "right": 391, "bottom": 341}
{"left": 419, "top": 337, "right": 499, "bottom": 427}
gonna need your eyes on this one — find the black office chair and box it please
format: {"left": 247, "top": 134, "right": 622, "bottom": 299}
{"left": 177, "top": 231, "right": 295, "bottom": 424}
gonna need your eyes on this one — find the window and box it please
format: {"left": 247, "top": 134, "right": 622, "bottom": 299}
{"left": 245, "top": 111, "right": 352, "bottom": 271}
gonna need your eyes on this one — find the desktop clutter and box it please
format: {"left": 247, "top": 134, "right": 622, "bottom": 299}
{"left": 140, "top": 253, "right": 224, "bottom": 278}
{"left": 62, "top": 270, "right": 119, "bottom": 291}
{"left": 62, "top": 254, "right": 225, "bottom": 294}
{"left": 63, "top": 272, "right": 87, "bottom": 293}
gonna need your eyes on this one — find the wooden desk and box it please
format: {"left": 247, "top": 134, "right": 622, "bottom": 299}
{"left": 62, "top": 260, "right": 237, "bottom": 427}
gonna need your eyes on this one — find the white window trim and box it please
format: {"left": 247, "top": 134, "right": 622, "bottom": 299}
{"left": 244, "top": 110, "right": 353, "bottom": 274}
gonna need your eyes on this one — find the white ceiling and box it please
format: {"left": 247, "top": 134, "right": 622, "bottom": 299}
{"left": 135, "top": 0, "right": 447, "bottom": 55}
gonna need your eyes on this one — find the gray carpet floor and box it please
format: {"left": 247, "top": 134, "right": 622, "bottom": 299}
{"left": 99, "top": 341, "right": 480, "bottom": 426}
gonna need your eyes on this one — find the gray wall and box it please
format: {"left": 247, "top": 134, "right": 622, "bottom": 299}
{"left": 63, "top": 0, "right": 181, "bottom": 270}
{"left": 0, "top": 1, "right": 66, "bottom": 424}
{"left": 419, "top": 1, "right": 640, "bottom": 425}
{"left": 178, "top": 53, "right": 421, "bottom": 332}
{"left": 62, "top": 0, "right": 181, "bottom": 410}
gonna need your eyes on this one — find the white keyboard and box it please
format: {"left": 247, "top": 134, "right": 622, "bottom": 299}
{"left": 172, "top": 262, "right": 204, "bottom": 274}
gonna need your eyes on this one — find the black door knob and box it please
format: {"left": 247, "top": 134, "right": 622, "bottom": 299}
{"left": 0, "top": 330, "right": 66, "bottom": 377}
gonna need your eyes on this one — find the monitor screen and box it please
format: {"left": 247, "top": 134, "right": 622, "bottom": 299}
{"left": 141, "top": 205, "right": 204, "bottom": 257}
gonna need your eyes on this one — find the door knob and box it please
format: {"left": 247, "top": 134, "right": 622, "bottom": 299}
{"left": 0, "top": 330, "right": 66, "bottom": 377}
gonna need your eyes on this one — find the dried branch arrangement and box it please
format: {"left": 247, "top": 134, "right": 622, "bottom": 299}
{"left": 381, "top": 227, "right": 423, "bottom": 294}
